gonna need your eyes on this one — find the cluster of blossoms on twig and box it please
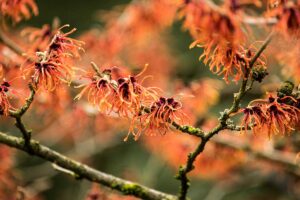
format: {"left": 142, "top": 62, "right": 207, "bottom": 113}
{"left": 129, "top": 97, "right": 186, "bottom": 140}
{"left": 241, "top": 82, "right": 300, "bottom": 137}
{"left": 22, "top": 25, "right": 84, "bottom": 91}
{"left": 181, "top": 0, "right": 267, "bottom": 83}
{"left": 0, "top": 79, "right": 11, "bottom": 116}
{"left": 0, "top": 0, "right": 190, "bottom": 142}
{"left": 75, "top": 64, "right": 187, "bottom": 141}
{"left": 268, "top": 0, "right": 300, "bottom": 37}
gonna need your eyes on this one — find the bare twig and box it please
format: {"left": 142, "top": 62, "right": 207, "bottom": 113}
{"left": 9, "top": 84, "right": 36, "bottom": 153}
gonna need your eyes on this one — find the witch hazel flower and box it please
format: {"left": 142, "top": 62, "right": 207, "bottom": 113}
{"left": 268, "top": 0, "right": 300, "bottom": 37}
{"left": 0, "top": 0, "right": 38, "bottom": 23}
{"left": 127, "top": 97, "right": 187, "bottom": 141}
{"left": 75, "top": 68, "right": 118, "bottom": 113}
{"left": 48, "top": 25, "right": 84, "bottom": 58}
{"left": 0, "top": 80, "right": 12, "bottom": 116}
{"left": 112, "top": 66, "right": 159, "bottom": 118}
{"left": 22, "top": 25, "right": 84, "bottom": 91}
{"left": 75, "top": 64, "right": 158, "bottom": 119}
{"left": 241, "top": 93, "right": 300, "bottom": 137}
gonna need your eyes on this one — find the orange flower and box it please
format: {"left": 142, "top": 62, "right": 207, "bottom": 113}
{"left": 264, "top": 95, "right": 299, "bottom": 136}
{"left": 128, "top": 97, "right": 187, "bottom": 141}
{"left": 241, "top": 94, "right": 300, "bottom": 137}
{"left": 0, "top": 0, "right": 38, "bottom": 23}
{"left": 22, "top": 25, "right": 83, "bottom": 91}
{"left": 23, "top": 54, "right": 73, "bottom": 91}
{"left": 22, "top": 24, "right": 84, "bottom": 56}
{"left": 182, "top": 0, "right": 248, "bottom": 82}
{"left": 0, "top": 80, "right": 12, "bottom": 116}
{"left": 185, "top": 1, "right": 244, "bottom": 49}
{"left": 268, "top": 1, "right": 300, "bottom": 37}
{"left": 112, "top": 72, "right": 158, "bottom": 118}
{"left": 240, "top": 105, "right": 268, "bottom": 134}
{"left": 76, "top": 65, "right": 158, "bottom": 118}
{"left": 75, "top": 69, "right": 117, "bottom": 113}
{"left": 201, "top": 44, "right": 266, "bottom": 83}
{"left": 48, "top": 25, "right": 84, "bottom": 58}
{"left": 203, "top": 45, "right": 249, "bottom": 83}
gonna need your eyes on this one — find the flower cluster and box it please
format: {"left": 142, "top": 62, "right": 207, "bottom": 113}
{"left": 0, "top": 0, "right": 38, "bottom": 23}
{"left": 206, "top": 45, "right": 266, "bottom": 83}
{"left": 181, "top": 0, "right": 262, "bottom": 83}
{"left": 76, "top": 65, "right": 187, "bottom": 141}
{"left": 75, "top": 69, "right": 117, "bottom": 113}
{"left": 0, "top": 80, "right": 12, "bottom": 116}
{"left": 22, "top": 25, "right": 84, "bottom": 91}
{"left": 268, "top": 0, "right": 300, "bottom": 37}
{"left": 76, "top": 66, "right": 156, "bottom": 116}
{"left": 241, "top": 90, "right": 300, "bottom": 137}
{"left": 128, "top": 97, "right": 187, "bottom": 141}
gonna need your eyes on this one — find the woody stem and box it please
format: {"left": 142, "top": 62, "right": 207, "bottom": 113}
{"left": 176, "top": 33, "right": 273, "bottom": 200}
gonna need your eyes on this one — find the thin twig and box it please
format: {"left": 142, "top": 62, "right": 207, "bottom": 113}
{"left": 91, "top": 62, "right": 102, "bottom": 77}
{"left": 9, "top": 84, "right": 36, "bottom": 153}
{"left": 176, "top": 34, "right": 273, "bottom": 200}
{"left": 9, "top": 83, "right": 36, "bottom": 118}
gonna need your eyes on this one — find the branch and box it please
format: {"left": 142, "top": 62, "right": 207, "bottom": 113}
{"left": 141, "top": 106, "right": 205, "bottom": 138}
{"left": 0, "top": 29, "right": 24, "bottom": 55}
{"left": 225, "top": 123, "right": 253, "bottom": 131}
{"left": 172, "top": 122, "right": 205, "bottom": 138}
{"left": 176, "top": 34, "right": 273, "bottom": 200}
{"left": 171, "top": 33, "right": 272, "bottom": 140}
{"left": 10, "top": 84, "right": 36, "bottom": 118}
{"left": 9, "top": 84, "right": 36, "bottom": 153}
{"left": 0, "top": 131, "right": 177, "bottom": 200}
